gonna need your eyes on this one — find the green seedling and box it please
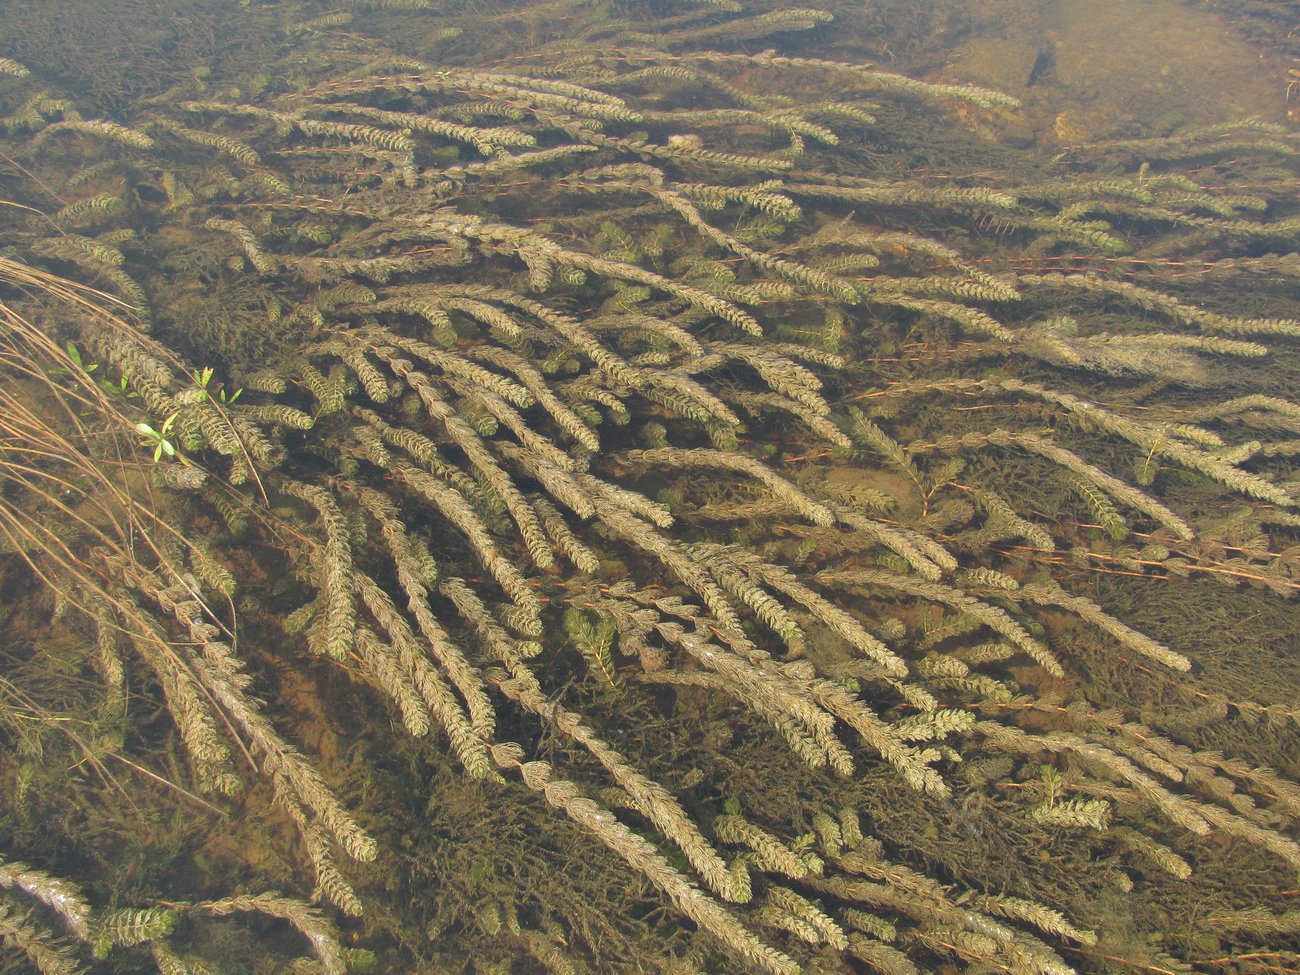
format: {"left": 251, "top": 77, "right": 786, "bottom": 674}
{"left": 135, "top": 412, "right": 179, "bottom": 462}
{"left": 191, "top": 365, "right": 242, "bottom": 404}
{"left": 61, "top": 343, "right": 139, "bottom": 398}
{"left": 64, "top": 341, "right": 97, "bottom": 375}
{"left": 103, "top": 373, "right": 134, "bottom": 397}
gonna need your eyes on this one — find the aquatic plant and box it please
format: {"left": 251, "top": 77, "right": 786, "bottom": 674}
{"left": 1, "top": 2, "right": 1299, "bottom": 973}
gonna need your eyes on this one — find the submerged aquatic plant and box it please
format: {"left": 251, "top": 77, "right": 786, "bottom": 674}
{"left": 1, "top": 1, "right": 1299, "bottom": 972}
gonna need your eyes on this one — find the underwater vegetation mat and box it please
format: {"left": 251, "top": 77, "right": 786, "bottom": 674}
{"left": 1, "top": 1, "right": 1300, "bottom": 972}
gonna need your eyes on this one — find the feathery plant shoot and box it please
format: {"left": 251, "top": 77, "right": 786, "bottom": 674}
{"left": 1, "top": 1, "right": 1299, "bottom": 973}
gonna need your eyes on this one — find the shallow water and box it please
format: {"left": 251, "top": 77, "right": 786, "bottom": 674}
{"left": 1, "top": 2, "right": 1298, "bottom": 974}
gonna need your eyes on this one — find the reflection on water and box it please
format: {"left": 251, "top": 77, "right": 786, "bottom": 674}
{"left": 946, "top": 0, "right": 1286, "bottom": 138}
{"left": 812, "top": 0, "right": 1293, "bottom": 136}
